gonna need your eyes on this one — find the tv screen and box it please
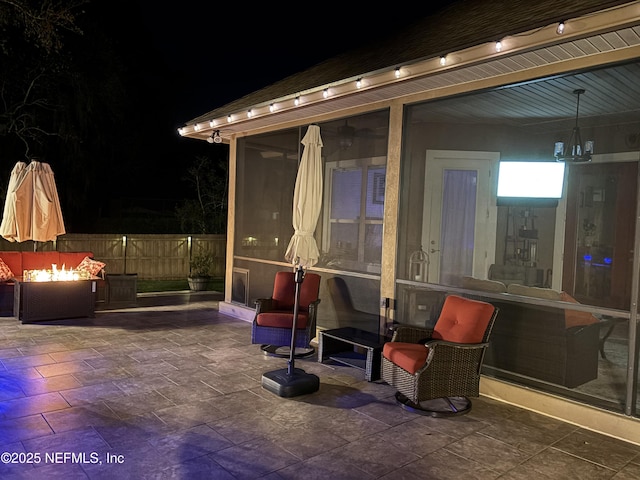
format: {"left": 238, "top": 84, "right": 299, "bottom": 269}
{"left": 497, "top": 161, "right": 565, "bottom": 199}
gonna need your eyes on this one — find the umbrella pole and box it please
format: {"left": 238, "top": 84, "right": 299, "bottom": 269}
{"left": 261, "top": 263, "right": 320, "bottom": 398}
{"left": 287, "top": 265, "right": 304, "bottom": 375}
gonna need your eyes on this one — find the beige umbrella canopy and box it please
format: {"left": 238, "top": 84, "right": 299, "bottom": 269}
{"left": 0, "top": 160, "right": 66, "bottom": 243}
{"left": 284, "top": 125, "right": 323, "bottom": 268}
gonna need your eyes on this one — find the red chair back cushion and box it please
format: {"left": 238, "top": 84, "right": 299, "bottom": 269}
{"left": 271, "top": 271, "right": 320, "bottom": 312}
{"left": 433, "top": 295, "right": 495, "bottom": 344}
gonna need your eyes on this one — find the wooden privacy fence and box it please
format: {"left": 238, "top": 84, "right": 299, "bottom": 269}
{"left": 0, "top": 234, "right": 226, "bottom": 280}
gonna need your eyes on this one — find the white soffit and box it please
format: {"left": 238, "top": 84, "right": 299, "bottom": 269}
{"left": 180, "top": 3, "right": 640, "bottom": 141}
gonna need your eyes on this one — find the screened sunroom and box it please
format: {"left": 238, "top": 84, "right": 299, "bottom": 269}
{"left": 179, "top": 1, "right": 640, "bottom": 443}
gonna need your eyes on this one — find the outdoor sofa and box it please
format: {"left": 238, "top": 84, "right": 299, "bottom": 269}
{"left": 462, "top": 276, "right": 601, "bottom": 388}
{"left": 0, "top": 251, "right": 105, "bottom": 316}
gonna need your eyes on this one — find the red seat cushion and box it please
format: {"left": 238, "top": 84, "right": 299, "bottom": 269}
{"left": 383, "top": 342, "right": 429, "bottom": 375}
{"left": 256, "top": 312, "right": 309, "bottom": 329}
{"left": 433, "top": 295, "right": 495, "bottom": 344}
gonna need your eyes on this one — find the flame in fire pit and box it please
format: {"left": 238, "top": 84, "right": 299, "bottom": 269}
{"left": 23, "top": 264, "right": 91, "bottom": 282}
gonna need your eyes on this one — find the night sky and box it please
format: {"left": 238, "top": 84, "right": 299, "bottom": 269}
{"left": 126, "top": 3, "right": 443, "bottom": 123}
{"left": 82, "top": 3, "right": 452, "bottom": 203}
{"left": 9, "top": 2, "right": 456, "bottom": 232}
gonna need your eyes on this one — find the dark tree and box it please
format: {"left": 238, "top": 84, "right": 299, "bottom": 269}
{"left": 176, "top": 156, "right": 228, "bottom": 234}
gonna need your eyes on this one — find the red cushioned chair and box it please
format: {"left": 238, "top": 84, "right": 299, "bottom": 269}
{"left": 382, "top": 294, "right": 498, "bottom": 416}
{"left": 252, "top": 271, "right": 321, "bottom": 358}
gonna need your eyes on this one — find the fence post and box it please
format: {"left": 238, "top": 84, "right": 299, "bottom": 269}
{"left": 122, "top": 235, "right": 127, "bottom": 274}
{"left": 188, "top": 236, "right": 193, "bottom": 275}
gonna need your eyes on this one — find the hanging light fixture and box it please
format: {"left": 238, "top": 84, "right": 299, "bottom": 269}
{"left": 554, "top": 88, "right": 593, "bottom": 163}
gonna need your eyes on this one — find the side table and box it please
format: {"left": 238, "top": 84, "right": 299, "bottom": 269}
{"left": 319, "top": 327, "right": 387, "bottom": 381}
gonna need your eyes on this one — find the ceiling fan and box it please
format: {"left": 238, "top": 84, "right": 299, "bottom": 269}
{"left": 326, "top": 120, "right": 386, "bottom": 150}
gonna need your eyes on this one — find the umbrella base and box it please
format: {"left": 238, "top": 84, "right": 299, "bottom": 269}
{"left": 260, "top": 345, "right": 315, "bottom": 359}
{"left": 262, "top": 368, "right": 320, "bottom": 398}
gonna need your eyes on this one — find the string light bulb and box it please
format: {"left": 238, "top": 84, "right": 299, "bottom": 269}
{"left": 495, "top": 40, "right": 502, "bottom": 52}
{"left": 440, "top": 56, "right": 446, "bottom": 66}
{"left": 247, "top": 109, "right": 252, "bottom": 118}
{"left": 395, "top": 67, "right": 401, "bottom": 78}
{"left": 294, "top": 96, "right": 300, "bottom": 106}
{"left": 356, "top": 78, "right": 362, "bottom": 88}
{"left": 227, "top": 115, "right": 232, "bottom": 123}
{"left": 209, "top": 120, "right": 215, "bottom": 128}
{"left": 269, "top": 103, "right": 275, "bottom": 112}
{"left": 556, "top": 21, "right": 565, "bottom": 34}
{"left": 323, "top": 88, "right": 329, "bottom": 98}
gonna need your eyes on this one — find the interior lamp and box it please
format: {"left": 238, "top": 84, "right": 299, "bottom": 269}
{"left": 554, "top": 89, "right": 593, "bottom": 163}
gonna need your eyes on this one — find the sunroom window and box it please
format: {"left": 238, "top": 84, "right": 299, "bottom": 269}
{"left": 322, "top": 159, "right": 386, "bottom": 273}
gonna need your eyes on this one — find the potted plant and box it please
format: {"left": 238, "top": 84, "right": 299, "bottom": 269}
{"left": 188, "top": 251, "right": 214, "bottom": 291}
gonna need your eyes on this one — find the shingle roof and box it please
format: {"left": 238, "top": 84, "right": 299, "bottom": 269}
{"left": 185, "top": 0, "right": 633, "bottom": 126}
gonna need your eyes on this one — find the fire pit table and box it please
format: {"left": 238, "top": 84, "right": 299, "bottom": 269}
{"left": 14, "top": 268, "right": 98, "bottom": 323}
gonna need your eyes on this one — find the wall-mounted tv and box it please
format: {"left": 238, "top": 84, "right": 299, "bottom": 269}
{"left": 496, "top": 161, "right": 566, "bottom": 206}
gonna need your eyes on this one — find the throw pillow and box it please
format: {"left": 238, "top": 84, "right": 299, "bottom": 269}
{"left": 0, "top": 258, "right": 14, "bottom": 281}
{"left": 560, "top": 291, "right": 599, "bottom": 328}
{"left": 76, "top": 256, "right": 106, "bottom": 276}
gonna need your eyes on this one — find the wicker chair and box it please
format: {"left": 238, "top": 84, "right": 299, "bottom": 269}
{"left": 252, "top": 271, "right": 321, "bottom": 358}
{"left": 382, "top": 294, "right": 498, "bottom": 416}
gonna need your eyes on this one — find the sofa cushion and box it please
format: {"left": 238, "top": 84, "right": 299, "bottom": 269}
{"left": 0, "top": 258, "right": 14, "bottom": 281}
{"left": 0, "top": 252, "right": 23, "bottom": 277}
{"left": 22, "top": 251, "right": 60, "bottom": 271}
{"left": 560, "top": 291, "right": 599, "bottom": 328}
{"left": 488, "top": 264, "right": 527, "bottom": 285}
{"left": 462, "top": 276, "right": 506, "bottom": 293}
{"left": 507, "top": 283, "right": 561, "bottom": 301}
{"left": 383, "top": 342, "right": 429, "bottom": 375}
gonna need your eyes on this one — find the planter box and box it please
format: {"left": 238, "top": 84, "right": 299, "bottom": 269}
{"left": 188, "top": 276, "right": 209, "bottom": 291}
{"left": 106, "top": 274, "right": 137, "bottom": 307}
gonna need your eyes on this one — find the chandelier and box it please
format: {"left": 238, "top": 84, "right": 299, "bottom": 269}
{"left": 554, "top": 89, "right": 593, "bottom": 163}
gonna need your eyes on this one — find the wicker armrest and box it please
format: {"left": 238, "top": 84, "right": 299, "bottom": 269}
{"left": 393, "top": 325, "right": 434, "bottom": 343}
{"left": 309, "top": 299, "right": 320, "bottom": 315}
{"left": 254, "top": 297, "right": 273, "bottom": 314}
{"left": 426, "top": 339, "right": 489, "bottom": 350}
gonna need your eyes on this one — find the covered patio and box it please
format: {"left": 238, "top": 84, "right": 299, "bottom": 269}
{"left": 0, "top": 294, "right": 639, "bottom": 478}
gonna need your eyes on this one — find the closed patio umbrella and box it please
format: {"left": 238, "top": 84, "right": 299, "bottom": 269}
{"left": 0, "top": 160, "right": 66, "bottom": 244}
{"left": 284, "top": 124, "right": 323, "bottom": 268}
{"left": 262, "top": 125, "right": 323, "bottom": 398}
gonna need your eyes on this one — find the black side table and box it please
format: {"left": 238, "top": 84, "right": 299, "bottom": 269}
{"left": 319, "top": 327, "right": 387, "bottom": 381}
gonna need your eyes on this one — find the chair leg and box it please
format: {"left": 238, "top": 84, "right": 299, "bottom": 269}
{"left": 395, "top": 392, "right": 473, "bottom": 417}
{"left": 260, "top": 345, "right": 315, "bottom": 359}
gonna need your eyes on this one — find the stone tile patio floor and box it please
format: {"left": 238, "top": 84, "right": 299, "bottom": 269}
{"left": 0, "top": 291, "right": 639, "bottom": 479}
